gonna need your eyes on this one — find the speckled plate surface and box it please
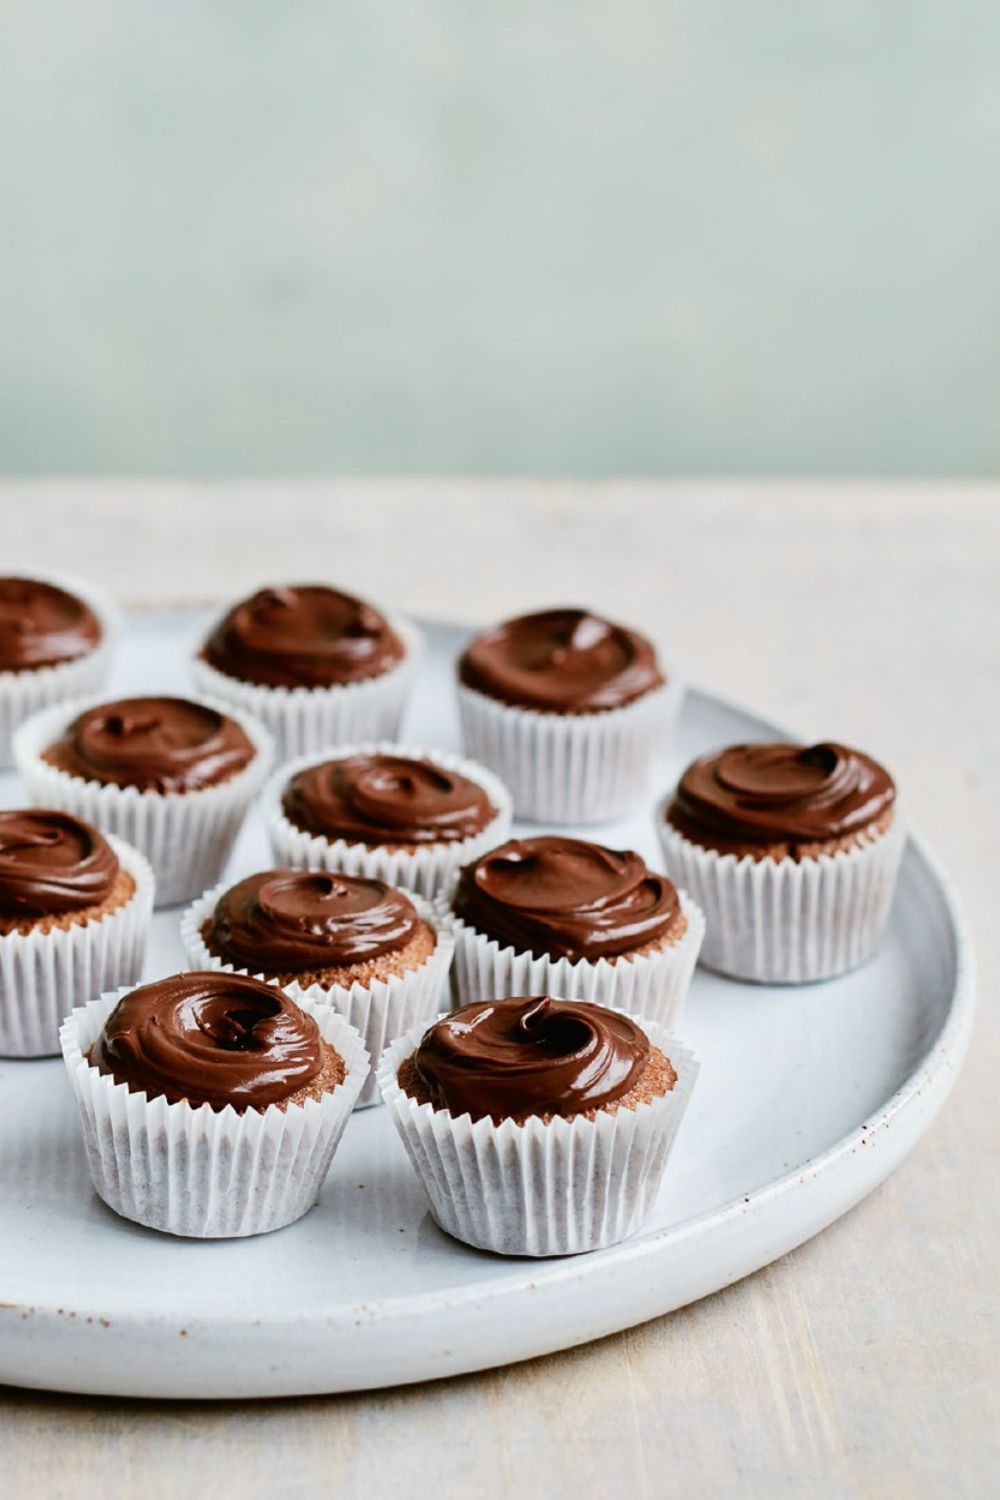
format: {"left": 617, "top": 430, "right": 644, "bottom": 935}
{"left": 0, "top": 613, "right": 973, "bottom": 1399}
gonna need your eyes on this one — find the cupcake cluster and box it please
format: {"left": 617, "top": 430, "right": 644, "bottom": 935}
{"left": 1, "top": 575, "right": 905, "bottom": 1259}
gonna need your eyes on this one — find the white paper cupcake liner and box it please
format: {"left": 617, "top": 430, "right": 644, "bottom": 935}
{"left": 449, "top": 890, "right": 705, "bottom": 1032}
{"left": 180, "top": 885, "right": 456, "bottom": 1108}
{"left": 0, "top": 837, "right": 154, "bottom": 1058}
{"left": 263, "top": 742, "right": 514, "bottom": 900}
{"left": 13, "top": 696, "right": 274, "bottom": 908}
{"left": 655, "top": 798, "right": 907, "bottom": 983}
{"left": 0, "top": 570, "right": 119, "bottom": 769}
{"left": 378, "top": 1010, "right": 699, "bottom": 1256}
{"left": 189, "top": 610, "right": 423, "bottom": 760}
{"left": 60, "top": 989, "right": 369, "bottom": 1238}
{"left": 456, "top": 654, "right": 685, "bottom": 824}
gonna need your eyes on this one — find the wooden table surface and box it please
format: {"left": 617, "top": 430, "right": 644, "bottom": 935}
{"left": 0, "top": 482, "right": 996, "bottom": 1499}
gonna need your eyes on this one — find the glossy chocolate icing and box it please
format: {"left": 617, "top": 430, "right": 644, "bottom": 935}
{"left": 458, "top": 607, "right": 663, "bottom": 713}
{"left": 207, "top": 869, "right": 421, "bottom": 972}
{"left": 203, "top": 584, "right": 405, "bottom": 688}
{"left": 46, "top": 697, "right": 255, "bottom": 793}
{"left": 91, "top": 972, "right": 324, "bottom": 1110}
{"left": 282, "top": 752, "right": 495, "bottom": 846}
{"left": 669, "top": 741, "right": 896, "bottom": 850}
{"left": 453, "top": 835, "right": 680, "bottom": 961}
{"left": 0, "top": 576, "right": 101, "bottom": 673}
{"left": 409, "top": 995, "right": 651, "bottom": 1123}
{"left": 0, "top": 809, "right": 118, "bottom": 918}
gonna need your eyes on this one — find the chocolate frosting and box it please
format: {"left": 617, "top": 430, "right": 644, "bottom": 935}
{"left": 47, "top": 697, "right": 256, "bottom": 793}
{"left": 91, "top": 972, "right": 324, "bottom": 1110}
{"left": 0, "top": 809, "right": 119, "bottom": 918}
{"left": 410, "top": 995, "right": 650, "bottom": 1123}
{"left": 458, "top": 607, "right": 664, "bottom": 713}
{"left": 203, "top": 584, "right": 405, "bottom": 688}
{"left": 282, "top": 753, "right": 495, "bottom": 846}
{"left": 207, "top": 869, "right": 421, "bottom": 972}
{"left": 670, "top": 741, "right": 896, "bottom": 849}
{"left": 0, "top": 576, "right": 102, "bottom": 673}
{"left": 454, "top": 835, "right": 680, "bottom": 961}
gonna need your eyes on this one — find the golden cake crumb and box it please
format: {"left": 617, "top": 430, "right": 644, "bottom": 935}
{"left": 398, "top": 1044, "right": 676, "bottom": 1125}
{"left": 665, "top": 805, "right": 896, "bottom": 863}
{"left": 277, "top": 1041, "right": 346, "bottom": 1110}
{"left": 201, "top": 916, "right": 437, "bottom": 990}
{"left": 84, "top": 1038, "right": 346, "bottom": 1112}
{"left": 607, "top": 904, "right": 688, "bottom": 963}
{"left": 0, "top": 869, "right": 137, "bottom": 938}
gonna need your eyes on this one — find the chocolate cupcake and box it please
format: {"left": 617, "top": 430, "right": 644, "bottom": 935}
{"left": 450, "top": 835, "right": 703, "bottom": 1029}
{"left": 14, "top": 694, "right": 272, "bottom": 906}
{"left": 181, "top": 869, "right": 455, "bottom": 1106}
{"left": 456, "top": 607, "right": 683, "bottom": 822}
{"left": 0, "top": 572, "right": 118, "bottom": 768}
{"left": 60, "top": 972, "right": 368, "bottom": 1236}
{"left": 264, "top": 742, "right": 512, "bottom": 898}
{"left": 378, "top": 996, "right": 698, "bottom": 1255}
{"left": 190, "top": 583, "right": 422, "bottom": 757}
{"left": 0, "top": 810, "right": 153, "bottom": 1056}
{"left": 657, "top": 741, "right": 905, "bottom": 982}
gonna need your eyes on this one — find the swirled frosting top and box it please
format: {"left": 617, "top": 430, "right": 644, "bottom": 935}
{"left": 46, "top": 696, "right": 256, "bottom": 793}
{"left": 458, "top": 608, "right": 664, "bottom": 713}
{"left": 203, "top": 584, "right": 405, "bottom": 688}
{"left": 0, "top": 576, "right": 102, "bottom": 673}
{"left": 90, "top": 972, "right": 324, "bottom": 1110}
{"left": 408, "top": 995, "right": 651, "bottom": 1123}
{"left": 669, "top": 741, "right": 896, "bottom": 850}
{"left": 0, "top": 809, "right": 119, "bottom": 917}
{"left": 453, "top": 835, "right": 680, "bottom": 960}
{"left": 282, "top": 752, "right": 495, "bottom": 846}
{"left": 206, "top": 869, "right": 421, "bottom": 971}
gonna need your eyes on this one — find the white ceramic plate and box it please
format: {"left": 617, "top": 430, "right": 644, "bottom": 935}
{"left": 0, "top": 613, "right": 973, "bottom": 1399}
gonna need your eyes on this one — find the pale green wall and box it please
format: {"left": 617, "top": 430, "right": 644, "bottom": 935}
{"left": 2, "top": 2, "right": 998, "bottom": 475}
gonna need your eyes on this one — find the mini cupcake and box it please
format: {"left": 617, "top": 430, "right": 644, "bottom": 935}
{"left": 60, "top": 971, "right": 368, "bottom": 1237}
{"left": 657, "top": 740, "right": 905, "bottom": 983}
{"left": 181, "top": 869, "right": 455, "bottom": 1106}
{"left": 456, "top": 606, "right": 683, "bottom": 823}
{"left": 0, "top": 809, "right": 153, "bottom": 1056}
{"left": 378, "top": 995, "right": 698, "bottom": 1256}
{"left": 449, "top": 835, "right": 703, "bottom": 1029}
{"left": 14, "top": 694, "right": 272, "bottom": 907}
{"left": 190, "top": 583, "right": 422, "bottom": 758}
{"left": 0, "top": 571, "right": 118, "bottom": 767}
{"left": 265, "top": 743, "right": 512, "bottom": 898}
